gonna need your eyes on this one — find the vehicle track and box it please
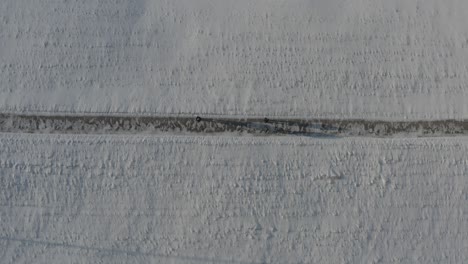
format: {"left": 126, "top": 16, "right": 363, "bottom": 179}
{"left": 1, "top": 113, "right": 468, "bottom": 138}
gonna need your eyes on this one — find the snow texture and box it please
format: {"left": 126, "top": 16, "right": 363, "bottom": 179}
{"left": 1, "top": 1, "right": 468, "bottom": 263}
{"left": 1, "top": 0, "right": 468, "bottom": 119}
{"left": 1, "top": 133, "right": 467, "bottom": 263}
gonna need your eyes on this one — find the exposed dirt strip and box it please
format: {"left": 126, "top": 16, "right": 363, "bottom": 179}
{"left": 1, "top": 113, "right": 468, "bottom": 138}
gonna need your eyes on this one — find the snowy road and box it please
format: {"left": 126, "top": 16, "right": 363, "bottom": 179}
{"left": 2, "top": 113, "right": 468, "bottom": 138}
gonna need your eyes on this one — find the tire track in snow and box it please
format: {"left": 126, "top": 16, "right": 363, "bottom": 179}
{"left": 1, "top": 113, "right": 468, "bottom": 138}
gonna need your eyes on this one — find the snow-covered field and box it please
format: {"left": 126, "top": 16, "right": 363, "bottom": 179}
{"left": 1, "top": 1, "right": 468, "bottom": 263}
{"left": 1, "top": 134, "right": 467, "bottom": 263}
{"left": 1, "top": 0, "right": 468, "bottom": 119}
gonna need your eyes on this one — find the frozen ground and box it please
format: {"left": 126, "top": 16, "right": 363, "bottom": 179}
{"left": 0, "top": 133, "right": 467, "bottom": 264}
{"left": 1, "top": 0, "right": 468, "bottom": 263}
{"left": 1, "top": 0, "right": 468, "bottom": 119}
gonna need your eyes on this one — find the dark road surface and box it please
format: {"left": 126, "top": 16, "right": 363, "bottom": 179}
{"left": 1, "top": 113, "right": 468, "bottom": 138}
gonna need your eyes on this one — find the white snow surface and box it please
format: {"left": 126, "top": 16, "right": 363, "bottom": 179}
{"left": 1, "top": 133, "right": 467, "bottom": 263}
{"left": 2, "top": 1, "right": 468, "bottom": 263}
{"left": 1, "top": 0, "right": 468, "bottom": 119}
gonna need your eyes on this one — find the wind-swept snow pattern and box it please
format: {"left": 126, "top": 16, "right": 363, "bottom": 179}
{"left": 1, "top": 0, "right": 468, "bottom": 119}
{"left": 0, "top": 134, "right": 467, "bottom": 263}
{"left": 2, "top": 0, "right": 468, "bottom": 263}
